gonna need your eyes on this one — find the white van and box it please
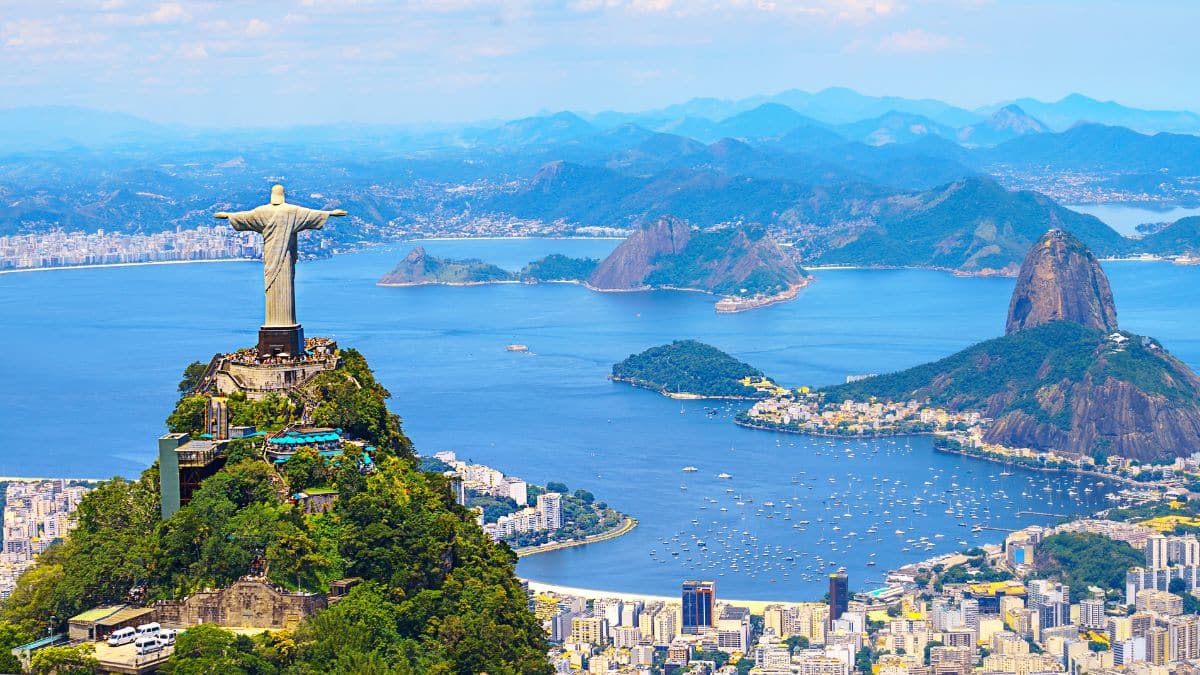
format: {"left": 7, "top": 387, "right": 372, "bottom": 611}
{"left": 107, "top": 627, "right": 136, "bottom": 646}
{"left": 134, "top": 635, "right": 162, "bottom": 656}
{"left": 158, "top": 628, "right": 177, "bottom": 645}
{"left": 135, "top": 622, "right": 160, "bottom": 638}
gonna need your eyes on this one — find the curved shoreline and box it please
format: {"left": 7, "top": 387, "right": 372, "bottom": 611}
{"left": 733, "top": 418, "right": 934, "bottom": 438}
{"left": 0, "top": 258, "right": 257, "bottom": 276}
{"left": 932, "top": 444, "right": 1144, "bottom": 488}
{"left": 515, "top": 516, "right": 638, "bottom": 558}
{"left": 610, "top": 377, "right": 759, "bottom": 401}
{"left": 519, "top": 579, "right": 788, "bottom": 614}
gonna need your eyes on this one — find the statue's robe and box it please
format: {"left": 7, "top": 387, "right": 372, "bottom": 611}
{"left": 228, "top": 203, "right": 329, "bottom": 327}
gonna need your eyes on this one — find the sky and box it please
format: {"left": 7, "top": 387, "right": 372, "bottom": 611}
{"left": 2, "top": 0, "right": 1198, "bottom": 127}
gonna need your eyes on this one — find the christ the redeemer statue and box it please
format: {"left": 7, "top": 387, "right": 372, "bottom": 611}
{"left": 215, "top": 185, "right": 347, "bottom": 357}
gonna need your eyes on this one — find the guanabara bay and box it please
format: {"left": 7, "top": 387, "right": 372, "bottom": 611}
{"left": 9, "top": 3, "right": 1200, "bottom": 674}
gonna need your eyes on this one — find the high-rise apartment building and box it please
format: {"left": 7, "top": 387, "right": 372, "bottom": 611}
{"left": 829, "top": 570, "right": 849, "bottom": 627}
{"left": 682, "top": 580, "right": 716, "bottom": 634}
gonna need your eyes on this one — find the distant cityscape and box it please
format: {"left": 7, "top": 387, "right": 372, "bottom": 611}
{"left": 0, "top": 217, "right": 630, "bottom": 273}
{"left": 432, "top": 451, "right": 567, "bottom": 542}
{"left": 0, "top": 480, "right": 91, "bottom": 600}
{"left": 0, "top": 226, "right": 261, "bottom": 271}
{"left": 532, "top": 510, "right": 1200, "bottom": 674}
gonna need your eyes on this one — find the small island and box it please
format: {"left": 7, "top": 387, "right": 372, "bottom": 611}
{"left": 586, "top": 217, "right": 811, "bottom": 312}
{"left": 611, "top": 339, "right": 788, "bottom": 399}
{"left": 378, "top": 221, "right": 810, "bottom": 313}
{"left": 378, "top": 246, "right": 600, "bottom": 286}
{"left": 377, "top": 246, "right": 515, "bottom": 286}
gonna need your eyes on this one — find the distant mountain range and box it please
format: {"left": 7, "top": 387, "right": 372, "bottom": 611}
{"left": 810, "top": 177, "right": 1135, "bottom": 274}
{"left": 5, "top": 87, "right": 1200, "bottom": 275}
{"left": 6, "top": 86, "right": 1200, "bottom": 153}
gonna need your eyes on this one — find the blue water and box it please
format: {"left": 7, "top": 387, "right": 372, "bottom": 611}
{"left": 1066, "top": 203, "right": 1200, "bottom": 236}
{"left": 2, "top": 240, "right": 1198, "bottom": 600}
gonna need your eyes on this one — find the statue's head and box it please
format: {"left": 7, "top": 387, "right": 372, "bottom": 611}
{"left": 270, "top": 184, "right": 285, "bottom": 206}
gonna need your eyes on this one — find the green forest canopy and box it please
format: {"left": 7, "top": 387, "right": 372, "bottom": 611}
{"left": 1, "top": 350, "right": 550, "bottom": 674}
{"left": 612, "top": 339, "right": 770, "bottom": 398}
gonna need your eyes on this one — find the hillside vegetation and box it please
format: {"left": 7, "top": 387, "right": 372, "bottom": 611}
{"left": 1034, "top": 532, "right": 1146, "bottom": 602}
{"left": 612, "top": 340, "right": 770, "bottom": 398}
{"left": 822, "top": 321, "right": 1200, "bottom": 460}
{"left": 519, "top": 254, "right": 599, "bottom": 281}
{"left": 0, "top": 351, "right": 550, "bottom": 674}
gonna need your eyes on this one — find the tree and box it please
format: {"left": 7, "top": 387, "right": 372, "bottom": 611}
{"left": 166, "top": 396, "right": 206, "bottom": 435}
{"left": 161, "top": 623, "right": 277, "bottom": 675}
{"left": 0, "top": 621, "right": 33, "bottom": 674}
{"left": 546, "top": 482, "right": 568, "bottom": 494}
{"left": 178, "top": 361, "right": 208, "bottom": 394}
{"left": 855, "top": 646, "right": 873, "bottom": 675}
{"left": 1170, "top": 578, "right": 1187, "bottom": 594}
{"left": 30, "top": 643, "right": 99, "bottom": 674}
{"left": 281, "top": 446, "right": 324, "bottom": 492}
{"left": 224, "top": 439, "right": 259, "bottom": 466}
{"left": 786, "top": 635, "right": 810, "bottom": 653}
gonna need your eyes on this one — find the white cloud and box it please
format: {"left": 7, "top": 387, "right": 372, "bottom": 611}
{"left": 109, "top": 2, "right": 191, "bottom": 26}
{"left": 877, "top": 28, "right": 959, "bottom": 52}
{"left": 178, "top": 42, "right": 208, "bottom": 59}
{"left": 2, "top": 19, "right": 78, "bottom": 48}
{"left": 245, "top": 18, "right": 269, "bottom": 36}
{"left": 568, "top": 0, "right": 896, "bottom": 19}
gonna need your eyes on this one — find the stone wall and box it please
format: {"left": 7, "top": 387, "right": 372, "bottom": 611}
{"left": 154, "top": 578, "right": 326, "bottom": 630}
{"left": 209, "top": 357, "right": 336, "bottom": 400}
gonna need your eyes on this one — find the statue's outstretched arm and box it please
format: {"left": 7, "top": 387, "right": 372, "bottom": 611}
{"left": 215, "top": 209, "right": 261, "bottom": 232}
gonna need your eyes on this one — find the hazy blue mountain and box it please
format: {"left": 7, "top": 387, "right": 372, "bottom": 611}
{"left": 771, "top": 124, "right": 852, "bottom": 153}
{"left": 814, "top": 177, "right": 1132, "bottom": 272}
{"left": 980, "top": 93, "right": 1200, "bottom": 134}
{"left": 707, "top": 103, "right": 828, "bottom": 141}
{"left": 1139, "top": 216, "right": 1200, "bottom": 256}
{"left": 488, "top": 160, "right": 645, "bottom": 224}
{"left": 770, "top": 87, "right": 982, "bottom": 127}
{"left": 486, "top": 160, "right": 835, "bottom": 229}
{"left": 956, "top": 105, "right": 1049, "bottom": 146}
{"left": 807, "top": 139, "right": 979, "bottom": 190}
{"left": 0, "top": 105, "right": 169, "bottom": 150}
{"left": 834, "top": 111, "right": 957, "bottom": 146}
{"left": 602, "top": 132, "right": 709, "bottom": 174}
{"left": 468, "top": 111, "right": 597, "bottom": 147}
{"left": 586, "top": 87, "right": 981, "bottom": 133}
{"left": 985, "top": 123, "right": 1200, "bottom": 173}
{"left": 655, "top": 116, "right": 721, "bottom": 140}
{"left": 535, "top": 123, "right": 659, "bottom": 164}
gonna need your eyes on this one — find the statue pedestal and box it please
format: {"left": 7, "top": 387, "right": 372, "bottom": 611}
{"left": 258, "top": 325, "right": 304, "bottom": 358}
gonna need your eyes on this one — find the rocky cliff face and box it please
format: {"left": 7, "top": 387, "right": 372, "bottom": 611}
{"left": 587, "top": 216, "right": 804, "bottom": 297}
{"left": 377, "top": 246, "right": 513, "bottom": 285}
{"left": 823, "top": 231, "right": 1200, "bottom": 461}
{"left": 1006, "top": 228, "right": 1118, "bottom": 334}
{"left": 586, "top": 216, "right": 692, "bottom": 290}
{"left": 980, "top": 347, "right": 1200, "bottom": 462}
{"left": 380, "top": 246, "right": 434, "bottom": 284}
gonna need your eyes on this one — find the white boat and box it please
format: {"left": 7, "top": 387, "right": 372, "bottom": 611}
{"left": 682, "top": 466, "right": 699, "bottom": 472}
{"left": 717, "top": 472, "right": 733, "bottom": 479}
